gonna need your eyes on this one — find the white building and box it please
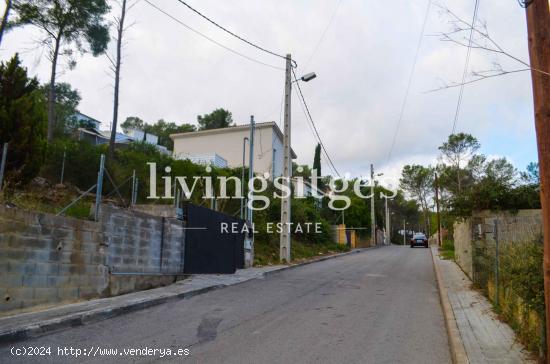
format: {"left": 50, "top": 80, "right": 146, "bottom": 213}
{"left": 170, "top": 122, "right": 296, "bottom": 177}
{"left": 74, "top": 112, "right": 169, "bottom": 155}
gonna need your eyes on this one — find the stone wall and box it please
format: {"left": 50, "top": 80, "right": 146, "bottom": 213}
{"left": 0, "top": 204, "right": 185, "bottom": 315}
{"left": 453, "top": 219, "right": 473, "bottom": 278}
{"left": 453, "top": 209, "right": 542, "bottom": 279}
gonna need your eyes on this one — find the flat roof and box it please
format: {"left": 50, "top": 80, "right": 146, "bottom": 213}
{"left": 170, "top": 121, "right": 297, "bottom": 158}
{"left": 170, "top": 121, "right": 278, "bottom": 138}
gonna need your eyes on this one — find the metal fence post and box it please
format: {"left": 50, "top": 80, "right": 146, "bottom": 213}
{"left": 0, "top": 143, "right": 8, "bottom": 191}
{"left": 132, "top": 177, "right": 138, "bottom": 205}
{"left": 94, "top": 154, "right": 105, "bottom": 221}
{"left": 131, "top": 170, "right": 136, "bottom": 206}
{"left": 494, "top": 219, "right": 500, "bottom": 307}
{"left": 60, "top": 147, "right": 66, "bottom": 185}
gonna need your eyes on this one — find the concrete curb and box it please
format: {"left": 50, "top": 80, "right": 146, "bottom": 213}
{"left": 0, "top": 247, "right": 375, "bottom": 345}
{"left": 430, "top": 247, "right": 470, "bottom": 364}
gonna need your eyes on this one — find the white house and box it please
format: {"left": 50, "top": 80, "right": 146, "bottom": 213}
{"left": 170, "top": 122, "right": 296, "bottom": 177}
{"left": 74, "top": 112, "right": 169, "bottom": 155}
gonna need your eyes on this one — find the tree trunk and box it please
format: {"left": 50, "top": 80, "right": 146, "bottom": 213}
{"left": 109, "top": 0, "right": 127, "bottom": 160}
{"left": 0, "top": 0, "right": 12, "bottom": 47}
{"left": 457, "top": 162, "right": 462, "bottom": 193}
{"left": 47, "top": 35, "right": 62, "bottom": 143}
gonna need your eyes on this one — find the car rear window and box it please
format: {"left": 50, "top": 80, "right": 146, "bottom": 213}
{"left": 413, "top": 234, "right": 426, "bottom": 239}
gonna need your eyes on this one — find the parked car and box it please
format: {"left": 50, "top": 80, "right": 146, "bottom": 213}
{"left": 410, "top": 233, "right": 429, "bottom": 248}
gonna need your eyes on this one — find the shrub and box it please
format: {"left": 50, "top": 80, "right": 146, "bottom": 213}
{"left": 500, "top": 235, "right": 544, "bottom": 315}
{"left": 0, "top": 54, "right": 47, "bottom": 184}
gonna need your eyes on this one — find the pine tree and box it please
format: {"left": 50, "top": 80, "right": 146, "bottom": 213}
{"left": 13, "top": 0, "right": 110, "bottom": 143}
{"left": 313, "top": 143, "right": 322, "bottom": 177}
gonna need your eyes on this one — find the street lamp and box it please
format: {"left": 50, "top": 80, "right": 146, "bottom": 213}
{"left": 280, "top": 53, "right": 317, "bottom": 263}
{"left": 299, "top": 72, "right": 317, "bottom": 82}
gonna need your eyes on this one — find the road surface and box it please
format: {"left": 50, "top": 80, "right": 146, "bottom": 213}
{"left": 1, "top": 245, "right": 450, "bottom": 363}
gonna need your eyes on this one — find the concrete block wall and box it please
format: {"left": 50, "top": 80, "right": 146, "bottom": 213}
{"left": 131, "top": 204, "right": 176, "bottom": 218}
{"left": 0, "top": 204, "right": 186, "bottom": 316}
{"left": 481, "top": 210, "right": 542, "bottom": 245}
{"left": 101, "top": 205, "right": 185, "bottom": 275}
{"left": 453, "top": 209, "right": 542, "bottom": 279}
{"left": 0, "top": 205, "right": 108, "bottom": 313}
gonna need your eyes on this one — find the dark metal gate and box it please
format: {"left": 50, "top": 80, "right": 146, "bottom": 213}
{"left": 183, "top": 203, "right": 246, "bottom": 274}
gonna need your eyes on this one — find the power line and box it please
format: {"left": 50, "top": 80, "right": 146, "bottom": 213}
{"left": 451, "top": 0, "right": 480, "bottom": 135}
{"left": 303, "top": 0, "right": 343, "bottom": 69}
{"left": 294, "top": 88, "right": 338, "bottom": 177}
{"left": 144, "top": 0, "right": 284, "bottom": 71}
{"left": 173, "top": 0, "right": 296, "bottom": 67}
{"left": 292, "top": 68, "right": 341, "bottom": 177}
{"left": 387, "top": 0, "right": 432, "bottom": 163}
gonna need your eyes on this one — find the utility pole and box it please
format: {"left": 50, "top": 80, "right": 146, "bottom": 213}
{"left": 403, "top": 220, "right": 406, "bottom": 246}
{"left": 435, "top": 172, "right": 442, "bottom": 246}
{"left": 248, "top": 116, "right": 255, "bottom": 264}
{"left": 280, "top": 54, "right": 292, "bottom": 263}
{"left": 241, "top": 137, "right": 248, "bottom": 219}
{"left": 371, "top": 164, "right": 376, "bottom": 246}
{"left": 525, "top": 2, "right": 550, "bottom": 355}
{"left": 384, "top": 197, "right": 389, "bottom": 245}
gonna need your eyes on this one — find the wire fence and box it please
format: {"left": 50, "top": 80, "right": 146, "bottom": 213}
{"left": 470, "top": 212, "right": 545, "bottom": 357}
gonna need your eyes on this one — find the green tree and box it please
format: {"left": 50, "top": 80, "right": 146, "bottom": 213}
{"left": 439, "top": 133, "right": 480, "bottom": 192}
{"left": 197, "top": 108, "right": 233, "bottom": 130}
{"left": 313, "top": 143, "right": 321, "bottom": 177}
{"left": 521, "top": 162, "right": 540, "bottom": 185}
{"left": 400, "top": 164, "right": 435, "bottom": 234}
{"left": 121, "top": 116, "right": 144, "bottom": 133}
{"left": 13, "top": 0, "right": 110, "bottom": 143}
{"left": 121, "top": 117, "right": 196, "bottom": 150}
{"left": 143, "top": 119, "right": 196, "bottom": 150}
{"left": 292, "top": 162, "right": 311, "bottom": 180}
{"left": 0, "top": 54, "right": 47, "bottom": 184}
{"left": 40, "top": 82, "right": 80, "bottom": 136}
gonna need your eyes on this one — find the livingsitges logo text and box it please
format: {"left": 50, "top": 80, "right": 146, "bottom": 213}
{"left": 146, "top": 163, "right": 397, "bottom": 211}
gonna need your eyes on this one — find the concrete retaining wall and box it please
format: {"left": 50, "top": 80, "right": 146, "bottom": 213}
{"left": 0, "top": 204, "right": 185, "bottom": 315}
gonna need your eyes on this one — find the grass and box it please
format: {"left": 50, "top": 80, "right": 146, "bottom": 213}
{"left": 439, "top": 239, "right": 455, "bottom": 260}
{"left": 2, "top": 183, "right": 95, "bottom": 220}
{"left": 254, "top": 239, "right": 350, "bottom": 266}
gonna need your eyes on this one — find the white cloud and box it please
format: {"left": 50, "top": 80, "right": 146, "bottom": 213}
{"left": 0, "top": 0, "right": 537, "bottom": 178}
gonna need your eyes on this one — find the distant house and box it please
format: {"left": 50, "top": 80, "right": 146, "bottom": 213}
{"left": 74, "top": 112, "right": 169, "bottom": 155}
{"left": 74, "top": 111, "right": 101, "bottom": 130}
{"left": 292, "top": 177, "right": 325, "bottom": 208}
{"left": 170, "top": 122, "right": 297, "bottom": 177}
{"left": 73, "top": 112, "right": 106, "bottom": 144}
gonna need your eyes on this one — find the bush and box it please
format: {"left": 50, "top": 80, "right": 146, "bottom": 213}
{"left": 0, "top": 54, "right": 47, "bottom": 185}
{"left": 440, "top": 239, "right": 455, "bottom": 260}
{"left": 500, "top": 236, "right": 544, "bottom": 315}
{"left": 41, "top": 139, "right": 104, "bottom": 189}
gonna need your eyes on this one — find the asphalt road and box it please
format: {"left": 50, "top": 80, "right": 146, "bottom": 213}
{"left": 1, "top": 245, "right": 450, "bottom": 364}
